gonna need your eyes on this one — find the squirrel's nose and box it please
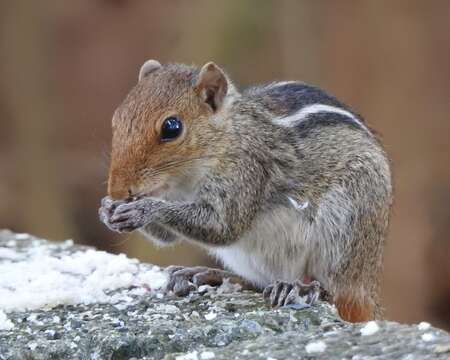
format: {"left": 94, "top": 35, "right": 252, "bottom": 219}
{"left": 108, "top": 184, "right": 128, "bottom": 200}
{"left": 108, "top": 172, "right": 134, "bottom": 200}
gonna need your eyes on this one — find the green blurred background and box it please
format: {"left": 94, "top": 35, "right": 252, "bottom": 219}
{"left": 1, "top": 1, "right": 449, "bottom": 329}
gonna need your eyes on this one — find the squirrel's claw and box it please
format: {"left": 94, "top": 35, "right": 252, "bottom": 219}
{"left": 263, "top": 281, "right": 293, "bottom": 307}
{"left": 263, "top": 279, "right": 322, "bottom": 308}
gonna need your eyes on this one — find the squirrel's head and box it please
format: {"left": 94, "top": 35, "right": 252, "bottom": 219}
{"left": 108, "top": 60, "right": 237, "bottom": 200}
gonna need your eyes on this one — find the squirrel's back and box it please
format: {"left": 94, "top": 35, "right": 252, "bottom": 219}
{"left": 244, "top": 81, "right": 370, "bottom": 134}
{"left": 220, "top": 80, "right": 392, "bottom": 321}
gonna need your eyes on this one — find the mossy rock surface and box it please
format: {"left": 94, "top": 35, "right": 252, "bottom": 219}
{"left": 0, "top": 230, "right": 449, "bottom": 360}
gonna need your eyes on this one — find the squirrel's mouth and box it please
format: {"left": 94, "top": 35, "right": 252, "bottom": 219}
{"left": 130, "top": 183, "right": 169, "bottom": 201}
{"left": 147, "top": 183, "right": 169, "bottom": 197}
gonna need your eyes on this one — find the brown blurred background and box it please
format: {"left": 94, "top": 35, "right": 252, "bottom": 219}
{"left": 1, "top": 1, "right": 449, "bottom": 329}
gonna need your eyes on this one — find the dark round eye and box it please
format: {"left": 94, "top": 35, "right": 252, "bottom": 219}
{"left": 160, "top": 116, "right": 183, "bottom": 142}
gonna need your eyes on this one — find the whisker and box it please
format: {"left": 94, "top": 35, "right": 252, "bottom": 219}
{"left": 146, "top": 155, "right": 216, "bottom": 177}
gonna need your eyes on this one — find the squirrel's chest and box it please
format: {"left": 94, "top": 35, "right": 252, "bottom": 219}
{"left": 212, "top": 205, "right": 315, "bottom": 288}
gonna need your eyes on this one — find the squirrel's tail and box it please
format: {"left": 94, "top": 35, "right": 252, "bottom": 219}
{"left": 334, "top": 294, "right": 381, "bottom": 322}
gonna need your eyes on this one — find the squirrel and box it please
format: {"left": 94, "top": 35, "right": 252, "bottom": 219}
{"left": 99, "top": 60, "right": 393, "bottom": 322}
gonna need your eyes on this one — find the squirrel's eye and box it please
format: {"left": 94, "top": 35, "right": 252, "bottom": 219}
{"left": 160, "top": 116, "right": 183, "bottom": 142}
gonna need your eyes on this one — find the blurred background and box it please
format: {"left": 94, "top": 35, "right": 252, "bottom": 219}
{"left": 1, "top": 1, "right": 449, "bottom": 329}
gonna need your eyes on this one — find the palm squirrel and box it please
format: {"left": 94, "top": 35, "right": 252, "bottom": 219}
{"left": 99, "top": 60, "right": 393, "bottom": 322}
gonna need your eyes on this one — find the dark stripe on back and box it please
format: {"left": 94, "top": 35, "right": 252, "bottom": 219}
{"left": 295, "top": 112, "right": 367, "bottom": 139}
{"left": 245, "top": 82, "right": 355, "bottom": 117}
{"left": 245, "top": 82, "right": 370, "bottom": 133}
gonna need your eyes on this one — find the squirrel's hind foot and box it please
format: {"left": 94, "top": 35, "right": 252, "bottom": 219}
{"left": 263, "top": 280, "right": 322, "bottom": 308}
{"left": 165, "top": 266, "right": 252, "bottom": 296}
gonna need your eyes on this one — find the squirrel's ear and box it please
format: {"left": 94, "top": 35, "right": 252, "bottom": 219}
{"left": 138, "top": 59, "right": 162, "bottom": 81}
{"left": 195, "top": 62, "right": 228, "bottom": 112}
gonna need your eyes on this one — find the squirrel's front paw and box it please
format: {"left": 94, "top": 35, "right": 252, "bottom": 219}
{"left": 99, "top": 196, "right": 127, "bottom": 232}
{"left": 99, "top": 196, "right": 156, "bottom": 233}
{"left": 107, "top": 198, "right": 155, "bottom": 233}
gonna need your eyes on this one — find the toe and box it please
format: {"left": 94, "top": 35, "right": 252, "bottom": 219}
{"left": 263, "top": 284, "right": 274, "bottom": 299}
{"left": 306, "top": 280, "right": 321, "bottom": 305}
{"left": 166, "top": 266, "right": 237, "bottom": 296}
{"left": 99, "top": 206, "right": 110, "bottom": 224}
{"left": 284, "top": 284, "right": 300, "bottom": 305}
{"left": 192, "top": 270, "right": 224, "bottom": 287}
{"left": 165, "top": 265, "right": 185, "bottom": 275}
{"left": 112, "top": 203, "right": 135, "bottom": 217}
{"left": 101, "top": 196, "right": 113, "bottom": 209}
{"left": 173, "top": 278, "right": 196, "bottom": 297}
{"left": 269, "top": 281, "right": 284, "bottom": 307}
{"left": 166, "top": 266, "right": 206, "bottom": 292}
{"left": 263, "top": 280, "right": 322, "bottom": 308}
{"left": 170, "top": 266, "right": 209, "bottom": 279}
{"left": 110, "top": 212, "right": 132, "bottom": 223}
{"left": 101, "top": 196, "right": 124, "bottom": 212}
{"left": 277, "top": 283, "right": 293, "bottom": 307}
{"left": 166, "top": 273, "right": 181, "bottom": 291}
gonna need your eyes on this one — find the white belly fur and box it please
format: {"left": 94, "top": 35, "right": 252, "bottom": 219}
{"left": 212, "top": 206, "right": 315, "bottom": 288}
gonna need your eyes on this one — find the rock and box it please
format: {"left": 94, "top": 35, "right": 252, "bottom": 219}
{"left": 0, "top": 230, "right": 449, "bottom": 360}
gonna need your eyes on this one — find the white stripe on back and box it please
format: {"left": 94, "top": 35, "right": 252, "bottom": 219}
{"left": 271, "top": 81, "right": 301, "bottom": 88}
{"left": 262, "top": 81, "right": 303, "bottom": 91}
{"left": 272, "top": 103, "right": 369, "bottom": 133}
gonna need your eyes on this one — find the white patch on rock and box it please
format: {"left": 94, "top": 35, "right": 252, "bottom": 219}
{"left": 176, "top": 351, "right": 199, "bottom": 360}
{"left": 435, "top": 344, "right": 450, "bottom": 353}
{"left": 204, "top": 311, "right": 217, "bottom": 320}
{"left": 0, "top": 248, "right": 24, "bottom": 260}
{"left": 198, "top": 285, "right": 215, "bottom": 294}
{"left": 421, "top": 333, "right": 435, "bottom": 342}
{"left": 305, "top": 340, "right": 327, "bottom": 353}
{"left": 418, "top": 322, "right": 431, "bottom": 331}
{"left": 0, "top": 243, "right": 167, "bottom": 312}
{"left": 155, "top": 304, "right": 180, "bottom": 314}
{"left": 45, "top": 329, "right": 56, "bottom": 337}
{"left": 360, "top": 321, "right": 380, "bottom": 336}
{"left": 15, "top": 233, "right": 31, "bottom": 240}
{"left": 0, "top": 310, "right": 14, "bottom": 330}
{"left": 200, "top": 351, "right": 215, "bottom": 359}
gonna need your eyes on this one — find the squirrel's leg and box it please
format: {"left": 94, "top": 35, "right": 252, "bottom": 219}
{"left": 262, "top": 280, "right": 323, "bottom": 308}
{"left": 107, "top": 157, "right": 267, "bottom": 245}
{"left": 100, "top": 196, "right": 179, "bottom": 243}
{"left": 165, "top": 266, "right": 254, "bottom": 296}
{"left": 139, "top": 223, "right": 179, "bottom": 245}
{"left": 107, "top": 198, "right": 244, "bottom": 246}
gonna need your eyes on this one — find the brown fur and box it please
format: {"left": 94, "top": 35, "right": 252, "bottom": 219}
{"left": 335, "top": 295, "right": 375, "bottom": 322}
{"left": 108, "top": 64, "right": 219, "bottom": 199}
{"left": 104, "top": 61, "right": 393, "bottom": 323}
